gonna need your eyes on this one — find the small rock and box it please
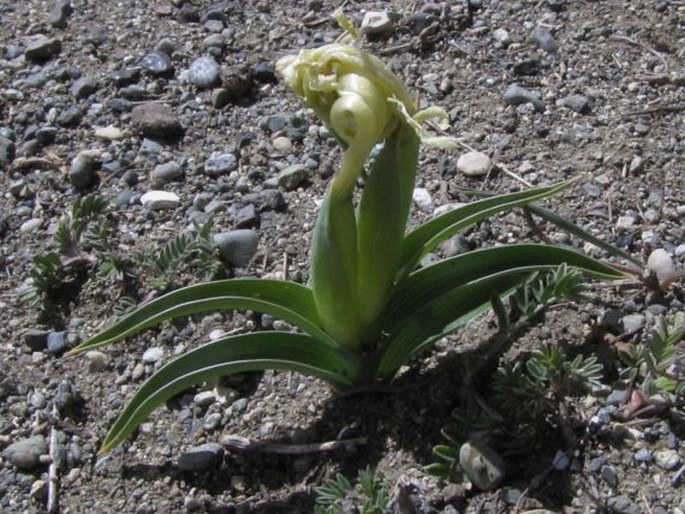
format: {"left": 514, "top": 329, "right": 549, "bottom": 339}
{"left": 607, "top": 495, "right": 642, "bottom": 514}
{"left": 457, "top": 151, "right": 491, "bottom": 177}
{"left": 29, "top": 479, "right": 47, "bottom": 500}
{"left": 220, "top": 65, "right": 253, "bottom": 100}
{"left": 4, "top": 436, "right": 47, "bottom": 470}
{"left": 253, "top": 62, "right": 277, "bottom": 83}
{"left": 214, "top": 230, "right": 258, "bottom": 267}
{"left": 504, "top": 84, "right": 545, "bottom": 112}
{"left": 361, "top": 11, "right": 394, "bottom": 36}
{"left": 188, "top": 56, "right": 220, "bottom": 88}
{"left": 271, "top": 136, "right": 292, "bottom": 153}
{"left": 203, "top": 412, "right": 222, "bottom": 431}
{"left": 35, "top": 126, "right": 58, "bottom": 144}
{"left": 492, "top": 28, "right": 511, "bottom": 47}
{"left": 57, "top": 105, "right": 85, "bottom": 127}
{"left": 193, "top": 391, "right": 216, "bottom": 408}
{"left": 655, "top": 449, "right": 681, "bottom": 470}
{"left": 69, "top": 153, "right": 97, "bottom": 191}
{"left": 86, "top": 350, "right": 108, "bottom": 372}
{"left": 20, "top": 218, "right": 43, "bottom": 233}
{"left": 211, "top": 88, "right": 232, "bottom": 109}
{"left": 177, "top": 443, "right": 224, "bottom": 472}
{"left": 277, "top": 164, "right": 308, "bottom": 190}
{"left": 531, "top": 26, "right": 557, "bottom": 52}
{"left": 459, "top": 441, "right": 505, "bottom": 491}
{"left": 140, "top": 191, "right": 181, "bottom": 210}
{"left": 71, "top": 76, "right": 98, "bottom": 99}
{"left": 622, "top": 313, "right": 646, "bottom": 333}
{"left": 647, "top": 249, "right": 675, "bottom": 282}
{"left": 131, "top": 102, "right": 184, "bottom": 140}
{"left": 547, "top": 0, "right": 567, "bottom": 11}
{"left": 634, "top": 448, "right": 653, "bottom": 463}
{"left": 151, "top": 161, "right": 183, "bottom": 184}
{"left": 563, "top": 94, "right": 590, "bottom": 114}
{"left": 616, "top": 215, "right": 636, "bottom": 230}
{"left": 634, "top": 123, "right": 650, "bottom": 136}
{"left": 47, "top": 331, "right": 69, "bottom": 354}
{"left": 48, "top": 0, "right": 73, "bottom": 28}
{"left": 24, "top": 329, "right": 49, "bottom": 352}
{"left": 600, "top": 465, "right": 619, "bottom": 487}
{"left": 142, "top": 346, "right": 164, "bottom": 364}
{"left": 413, "top": 188, "right": 433, "bottom": 212}
{"left": 0, "top": 136, "right": 16, "bottom": 169}
{"left": 25, "top": 37, "right": 62, "bottom": 62}
{"left": 204, "top": 152, "right": 237, "bottom": 177}
{"left": 94, "top": 125, "right": 125, "bottom": 141}
{"left": 140, "top": 50, "right": 174, "bottom": 76}
{"left": 629, "top": 156, "right": 645, "bottom": 174}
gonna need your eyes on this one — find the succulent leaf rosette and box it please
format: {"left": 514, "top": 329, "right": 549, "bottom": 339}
{"left": 70, "top": 41, "right": 626, "bottom": 453}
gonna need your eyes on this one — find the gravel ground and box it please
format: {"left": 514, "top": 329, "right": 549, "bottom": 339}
{"left": 1, "top": 0, "right": 684, "bottom": 513}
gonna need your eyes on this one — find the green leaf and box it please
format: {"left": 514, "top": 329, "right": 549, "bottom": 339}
{"left": 376, "top": 268, "right": 546, "bottom": 379}
{"left": 398, "top": 180, "right": 574, "bottom": 278}
{"left": 356, "top": 123, "right": 419, "bottom": 329}
{"left": 433, "top": 444, "right": 459, "bottom": 461}
{"left": 69, "top": 279, "right": 335, "bottom": 353}
{"left": 101, "top": 332, "right": 356, "bottom": 452}
{"left": 373, "top": 244, "right": 625, "bottom": 337}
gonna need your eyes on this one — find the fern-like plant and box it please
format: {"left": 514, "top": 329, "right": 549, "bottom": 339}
{"left": 314, "top": 466, "right": 390, "bottom": 514}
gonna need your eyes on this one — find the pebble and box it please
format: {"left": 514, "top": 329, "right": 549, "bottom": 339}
{"left": 491, "top": 28, "right": 511, "bottom": 47}
{"left": 361, "top": 11, "right": 394, "bottom": 36}
{"left": 86, "top": 350, "right": 108, "bottom": 372}
{"left": 531, "top": 26, "right": 558, "bottom": 52}
{"left": 412, "top": 188, "right": 433, "bottom": 212}
{"left": 177, "top": 443, "right": 223, "bottom": 472}
{"left": 35, "top": 126, "right": 58, "bottom": 144}
{"left": 504, "top": 84, "right": 545, "bottom": 112}
{"left": 142, "top": 346, "right": 164, "bottom": 364}
{"left": 253, "top": 62, "right": 277, "bottom": 83}
{"left": 271, "top": 136, "right": 292, "bottom": 153}
{"left": 151, "top": 161, "right": 183, "bottom": 184}
{"left": 629, "top": 156, "right": 645, "bottom": 174}
{"left": 647, "top": 249, "right": 675, "bottom": 282}
{"left": 600, "top": 465, "right": 619, "bottom": 487}
{"left": 4, "top": 436, "right": 47, "bottom": 470}
{"left": 71, "top": 76, "right": 99, "bottom": 99}
{"left": 547, "top": 0, "right": 567, "bottom": 10}
{"left": 140, "top": 50, "right": 174, "bottom": 76}
{"left": 204, "top": 152, "right": 237, "bottom": 177}
{"left": 459, "top": 441, "right": 506, "bottom": 491}
{"left": 69, "top": 152, "right": 97, "bottom": 191}
{"left": 0, "top": 136, "right": 15, "bottom": 168}
{"left": 24, "top": 329, "right": 49, "bottom": 351}
{"left": 140, "top": 191, "right": 181, "bottom": 210}
{"left": 622, "top": 313, "right": 646, "bottom": 333}
{"left": 277, "top": 164, "right": 308, "bottom": 190}
{"left": 634, "top": 448, "right": 653, "bottom": 463}
{"left": 24, "top": 37, "right": 62, "bottom": 62}
{"left": 607, "top": 495, "right": 641, "bottom": 514}
{"left": 20, "top": 218, "right": 43, "bottom": 233}
{"left": 214, "top": 230, "right": 258, "bottom": 267}
{"left": 563, "top": 94, "right": 590, "bottom": 114}
{"left": 457, "top": 151, "right": 491, "bottom": 177}
{"left": 131, "top": 102, "right": 184, "bottom": 140}
{"left": 188, "top": 56, "right": 220, "bottom": 88}
{"left": 615, "top": 215, "right": 636, "bottom": 230}
{"left": 193, "top": 391, "right": 216, "bottom": 408}
{"left": 655, "top": 449, "right": 681, "bottom": 470}
{"left": 203, "top": 412, "right": 223, "bottom": 431}
{"left": 48, "top": 0, "right": 73, "bottom": 28}
{"left": 47, "top": 331, "right": 69, "bottom": 354}
{"left": 94, "top": 125, "right": 125, "bottom": 141}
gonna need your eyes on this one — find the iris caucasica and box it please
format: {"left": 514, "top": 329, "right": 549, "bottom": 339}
{"left": 278, "top": 44, "right": 441, "bottom": 350}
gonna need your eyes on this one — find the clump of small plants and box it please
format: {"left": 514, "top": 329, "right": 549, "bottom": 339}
{"left": 314, "top": 466, "right": 391, "bottom": 514}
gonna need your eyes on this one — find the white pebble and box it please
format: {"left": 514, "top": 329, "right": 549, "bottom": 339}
{"left": 412, "top": 188, "right": 433, "bottom": 212}
{"left": 647, "top": 249, "right": 675, "bottom": 282}
{"left": 140, "top": 190, "right": 180, "bottom": 210}
{"left": 457, "top": 151, "right": 491, "bottom": 177}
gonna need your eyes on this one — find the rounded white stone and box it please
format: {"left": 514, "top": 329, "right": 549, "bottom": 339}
{"left": 457, "top": 151, "right": 491, "bottom": 177}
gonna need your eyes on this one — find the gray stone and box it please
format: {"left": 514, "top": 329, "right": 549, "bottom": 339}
{"left": 492, "top": 28, "right": 511, "bottom": 47}
{"left": 629, "top": 156, "right": 645, "bottom": 174}
{"left": 204, "top": 152, "right": 237, "bottom": 177}
{"left": 607, "top": 495, "right": 641, "bottom": 514}
{"left": 86, "top": 350, "right": 108, "bottom": 372}
{"left": 25, "top": 37, "right": 62, "bottom": 62}
{"left": 563, "top": 94, "right": 590, "bottom": 114}
{"left": 211, "top": 88, "right": 232, "bottom": 109}
{"left": 203, "top": 412, "right": 222, "bottom": 431}
{"left": 140, "top": 50, "right": 174, "bottom": 76}
{"left": 634, "top": 448, "right": 653, "bottom": 463}
{"left": 35, "top": 126, "right": 58, "bottom": 144}
{"left": 459, "top": 441, "right": 505, "bottom": 491}
{"left": 69, "top": 153, "right": 97, "bottom": 191}
{"left": 622, "top": 313, "right": 646, "bottom": 333}
{"left": 654, "top": 449, "right": 681, "bottom": 470}
{"left": 188, "top": 56, "right": 220, "bottom": 88}
{"left": 131, "top": 102, "right": 183, "bottom": 140}
{"left": 0, "top": 136, "right": 15, "bottom": 169}
{"left": 151, "top": 161, "right": 183, "bottom": 184}
{"left": 4, "top": 436, "right": 47, "bottom": 470}
{"left": 142, "top": 346, "right": 164, "bottom": 364}
{"left": 647, "top": 249, "right": 675, "bottom": 282}
{"left": 48, "top": 0, "right": 73, "bottom": 28}
{"left": 504, "top": 84, "right": 544, "bottom": 112}
{"left": 47, "top": 331, "right": 69, "bottom": 354}
{"left": 600, "top": 465, "right": 618, "bottom": 487}
{"left": 24, "top": 329, "right": 49, "bottom": 352}
{"left": 277, "top": 164, "right": 308, "bottom": 190}
{"left": 456, "top": 151, "right": 491, "bottom": 177}
{"left": 57, "top": 105, "right": 85, "bottom": 127}
{"left": 531, "top": 26, "right": 557, "bottom": 52}
{"left": 214, "top": 230, "right": 258, "bottom": 267}
{"left": 178, "top": 443, "right": 224, "bottom": 472}
{"left": 361, "top": 11, "right": 394, "bottom": 36}
{"left": 71, "top": 76, "right": 98, "bottom": 99}
{"left": 140, "top": 191, "right": 181, "bottom": 210}
{"left": 412, "top": 188, "right": 433, "bottom": 212}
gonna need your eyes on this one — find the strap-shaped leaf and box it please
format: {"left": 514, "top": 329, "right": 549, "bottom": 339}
{"left": 376, "top": 268, "right": 553, "bottom": 379}
{"left": 70, "top": 279, "right": 334, "bottom": 353}
{"left": 398, "top": 180, "right": 574, "bottom": 278}
{"left": 373, "top": 244, "right": 625, "bottom": 337}
{"left": 101, "top": 332, "right": 357, "bottom": 452}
